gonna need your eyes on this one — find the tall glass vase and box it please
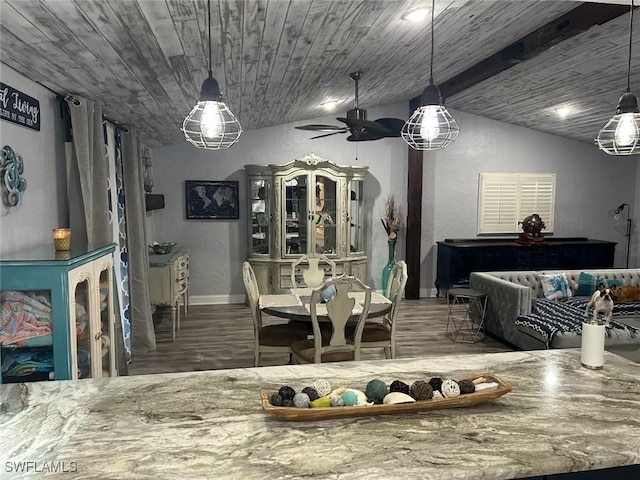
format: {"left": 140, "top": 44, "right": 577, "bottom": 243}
{"left": 381, "top": 240, "right": 396, "bottom": 297}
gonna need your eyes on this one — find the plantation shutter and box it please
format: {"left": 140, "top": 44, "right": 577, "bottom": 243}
{"left": 477, "top": 173, "right": 556, "bottom": 234}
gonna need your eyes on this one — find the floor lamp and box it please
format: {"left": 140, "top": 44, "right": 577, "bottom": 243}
{"left": 613, "top": 203, "right": 632, "bottom": 268}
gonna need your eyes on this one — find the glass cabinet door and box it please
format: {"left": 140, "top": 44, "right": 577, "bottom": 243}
{"left": 99, "top": 268, "right": 115, "bottom": 377}
{"left": 313, "top": 174, "right": 338, "bottom": 255}
{"left": 349, "top": 179, "right": 364, "bottom": 253}
{"left": 284, "top": 175, "right": 308, "bottom": 255}
{"left": 73, "top": 279, "right": 92, "bottom": 379}
{"left": 250, "top": 179, "right": 270, "bottom": 255}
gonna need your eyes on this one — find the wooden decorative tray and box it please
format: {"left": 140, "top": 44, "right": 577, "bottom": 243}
{"left": 261, "top": 373, "right": 511, "bottom": 422}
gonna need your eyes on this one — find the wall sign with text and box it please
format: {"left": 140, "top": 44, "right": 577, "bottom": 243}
{"left": 0, "top": 83, "right": 40, "bottom": 131}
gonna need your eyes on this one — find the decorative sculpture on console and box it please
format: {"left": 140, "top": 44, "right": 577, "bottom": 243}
{"left": 1, "top": 145, "right": 27, "bottom": 207}
{"left": 517, "top": 213, "right": 546, "bottom": 244}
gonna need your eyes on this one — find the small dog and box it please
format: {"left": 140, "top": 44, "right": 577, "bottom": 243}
{"left": 586, "top": 286, "right": 614, "bottom": 326}
{"left": 610, "top": 284, "right": 640, "bottom": 302}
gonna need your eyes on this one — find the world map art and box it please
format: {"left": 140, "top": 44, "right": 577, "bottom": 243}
{"left": 185, "top": 180, "right": 239, "bottom": 219}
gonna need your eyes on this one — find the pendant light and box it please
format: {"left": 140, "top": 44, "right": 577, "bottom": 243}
{"left": 596, "top": 0, "right": 640, "bottom": 155}
{"left": 401, "top": 0, "right": 459, "bottom": 150}
{"left": 182, "top": 0, "right": 242, "bottom": 149}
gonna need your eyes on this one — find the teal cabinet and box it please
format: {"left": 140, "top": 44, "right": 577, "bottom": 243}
{"left": 0, "top": 243, "right": 117, "bottom": 383}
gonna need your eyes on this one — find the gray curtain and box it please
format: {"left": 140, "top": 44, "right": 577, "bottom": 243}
{"left": 121, "top": 127, "right": 156, "bottom": 354}
{"left": 67, "top": 98, "right": 110, "bottom": 245}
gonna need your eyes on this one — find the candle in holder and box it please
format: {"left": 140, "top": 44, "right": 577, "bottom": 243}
{"left": 53, "top": 228, "right": 71, "bottom": 251}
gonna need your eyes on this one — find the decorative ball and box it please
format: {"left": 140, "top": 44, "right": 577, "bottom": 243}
{"left": 383, "top": 392, "right": 415, "bottom": 405}
{"left": 279, "top": 385, "right": 296, "bottom": 400}
{"left": 428, "top": 377, "right": 443, "bottom": 393}
{"left": 293, "top": 392, "right": 311, "bottom": 408}
{"left": 341, "top": 390, "right": 358, "bottom": 406}
{"left": 433, "top": 390, "right": 443, "bottom": 399}
{"left": 458, "top": 380, "right": 476, "bottom": 395}
{"left": 269, "top": 393, "right": 283, "bottom": 406}
{"left": 410, "top": 380, "right": 433, "bottom": 401}
{"left": 301, "top": 386, "right": 320, "bottom": 402}
{"left": 310, "top": 397, "right": 332, "bottom": 408}
{"left": 330, "top": 395, "right": 345, "bottom": 407}
{"left": 390, "top": 380, "right": 410, "bottom": 396}
{"left": 365, "top": 379, "right": 388, "bottom": 404}
{"left": 345, "top": 389, "right": 369, "bottom": 406}
{"left": 313, "top": 379, "right": 332, "bottom": 397}
{"left": 441, "top": 379, "right": 461, "bottom": 398}
{"left": 282, "top": 399, "right": 295, "bottom": 407}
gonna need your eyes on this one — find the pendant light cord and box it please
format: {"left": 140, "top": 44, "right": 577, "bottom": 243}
{"left": 207, "top": 0, "right": 212, "bottom": 77}
{"left": 626, "top": 1, "right": 635, "bottom": 92}
{"left": 430, "top": 0, "right": 435, "bottom": 84}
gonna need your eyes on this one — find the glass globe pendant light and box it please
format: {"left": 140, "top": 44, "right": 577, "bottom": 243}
{"left": 596, "top": 0, "right": 640, "bottom": 155}
{"left": 401, "top": 0, "right": 459, "bottom": 150}
{"left": 182, "top": 0, "right": 242, "bottom": 149}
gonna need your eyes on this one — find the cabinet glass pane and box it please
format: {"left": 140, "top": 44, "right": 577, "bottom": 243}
{"left": 285, "top": 175, "right": 307, "bottom": 255}
{"left": 349, "top": 180, "right": 364, "bottom": 253}
{"left": 99, "top": 269, "right": 113, "bottom": 377}
{"left": 0, "top": 289, "right": 54, "bottom": 382}
{"left": 74, "top": 280, "right": 92, "bottom": 379}
{"left": 250, "top": 179, "right": 270, "bottom": 255}
{"left": 314, "top": 175, "right": 337, "bottom": 255}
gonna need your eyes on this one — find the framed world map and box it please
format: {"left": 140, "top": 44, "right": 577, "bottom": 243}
{"left": 185, "top": 180, "right": 239, "bottom": 220}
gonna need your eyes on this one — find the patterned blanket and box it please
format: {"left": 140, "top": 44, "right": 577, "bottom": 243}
{"left": 515, "top": 298, "right": 639, "bottom": 347}
{"left": 563, "top": 296, "right": 640, "bottom": 316}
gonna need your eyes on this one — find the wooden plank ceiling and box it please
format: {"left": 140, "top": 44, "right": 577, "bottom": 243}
{"left": 0, "top": 0, "right": 636, "bottom": 147}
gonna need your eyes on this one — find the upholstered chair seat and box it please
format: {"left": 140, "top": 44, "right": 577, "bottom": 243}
{"left": 260, "top": 324, "right": 308, "bottom": 346}
{"left": 290, "top": 339, "right": 356, "bottom": 363}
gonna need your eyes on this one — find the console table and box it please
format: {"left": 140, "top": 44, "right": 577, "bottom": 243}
{"left": 436, "top": 237, "right": 616, "bottom": 296}
{"left": 148, "top": 246, "right": 189, "bottom": 340}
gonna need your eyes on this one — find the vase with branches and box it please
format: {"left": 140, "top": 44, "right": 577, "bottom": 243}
{"left": 381, "top": 195, "right": 403, "bottom": 296}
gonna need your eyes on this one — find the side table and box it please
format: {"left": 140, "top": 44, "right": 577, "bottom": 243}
{"left": 446, "top": 288, "right": 488, "bottom": 343}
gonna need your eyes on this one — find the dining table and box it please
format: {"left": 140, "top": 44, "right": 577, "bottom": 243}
{"left": 259, "top": 287, "right": 392, "bottom": 322}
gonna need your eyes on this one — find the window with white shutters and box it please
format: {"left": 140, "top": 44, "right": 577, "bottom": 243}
{"left": 477, "top": 173, "right": 555, "bottom": 234}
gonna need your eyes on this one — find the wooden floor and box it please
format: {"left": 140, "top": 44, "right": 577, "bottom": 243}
{"left": 128, "top": 298, "right": 514, "bottom": 376}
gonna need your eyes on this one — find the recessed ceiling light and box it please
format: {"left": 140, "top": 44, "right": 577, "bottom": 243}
{"left": 320, "top": 99, "right": 342, "bottom": 110}
{"left": 556, "top": 107, "right": 572, "bottom": 118}
{"left": 402, "top": 8, "right": 430, "bottom": 23}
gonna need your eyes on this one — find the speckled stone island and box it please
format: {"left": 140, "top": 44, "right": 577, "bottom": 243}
{"left": 1, "top": 350, "right": 639, "bottom": 479}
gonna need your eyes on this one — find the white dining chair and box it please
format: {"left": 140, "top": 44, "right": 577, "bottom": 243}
{"left": 290, "top": 275, "right": 371, "bottom": 364}
{"left": 290, "top": 253, "right": 336, "bottom": 289}
{"left": 242, "top": 262, "right": 307, "bottom": 367}
{"left": 358, "top": 261, "right": 408, "bottom": 359}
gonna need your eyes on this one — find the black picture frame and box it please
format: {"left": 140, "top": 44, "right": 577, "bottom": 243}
{"left": 185, "top": 180, "right": 239, "bottom": 220}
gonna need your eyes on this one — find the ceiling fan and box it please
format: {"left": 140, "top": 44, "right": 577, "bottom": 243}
{"left": 295, "top": 71, "right": 405, "bottom": 141}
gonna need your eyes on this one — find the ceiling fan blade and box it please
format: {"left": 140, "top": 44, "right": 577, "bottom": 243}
{"left": 295, "top": 124, "right": 346, "bottom": 132}
{"left": 311, "top": 131, "right": 347, "bottom": 139}
{"left": 337, "top": 117, "right": 393, "bottom": 135}
{"left": 347, "top": 132, "right": 384, "bottom": 142}
{"left": 374, "top": 118, "right": 406, "bottom": 137}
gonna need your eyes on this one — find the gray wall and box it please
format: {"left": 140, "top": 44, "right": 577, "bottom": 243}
{"left": 150, "top": 102, "right": 409, "bottom": 303}
{"left": 422, "top": 109, "right": 637, "bottom": 293}
{"left": 152, "top": 103, "right": 637, "bottom": 302}
{"left": 0, "top": 63, "right": 66, "bottom": 255}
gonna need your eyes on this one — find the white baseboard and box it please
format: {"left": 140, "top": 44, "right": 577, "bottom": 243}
{"left": 190, "top": 294, "right": 246, "bottom": 305}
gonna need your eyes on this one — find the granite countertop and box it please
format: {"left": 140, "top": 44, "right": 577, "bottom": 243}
{"left": 1, "top": 350, "right": 639, "bottom": 479}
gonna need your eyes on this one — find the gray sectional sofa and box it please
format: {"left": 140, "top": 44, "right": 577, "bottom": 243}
{"left": 469, "top": 269, "right": 640, "bottom": 362}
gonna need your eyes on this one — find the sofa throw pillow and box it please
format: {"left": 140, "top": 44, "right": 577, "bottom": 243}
{"left": 540, "top": 273, "right": 573, "bottom": 300}
{"left": 575, "top": 272, "right": 596, "bottom": 296}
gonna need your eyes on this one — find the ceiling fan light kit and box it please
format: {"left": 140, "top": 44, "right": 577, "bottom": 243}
{"left": 183, "top": 0, "right": 242, "bottom": 150}
{"left": 596, "top": 0, "right": 640, "bottom": 155}
{"left": 401, "top": 0, "right": 459, "bottom": 151}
